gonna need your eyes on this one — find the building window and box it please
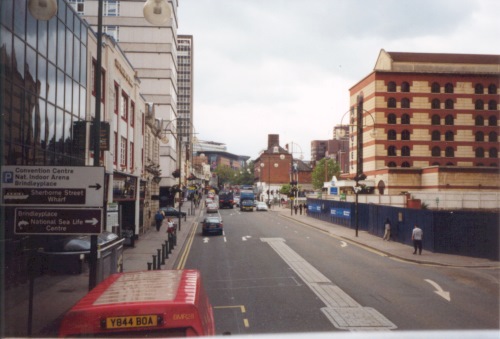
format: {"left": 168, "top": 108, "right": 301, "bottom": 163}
{"left": 489, "top": 148, "right": 498, "bottom": 158}
{"left": 475, "top": 83, "right": 484, "bottom": 94}
{"left": 432, "top": 146, "right": 441, "bottom": 157}
{"left": 431, "top": 99, "right": 440, "bottom": 109}
{"left": 387, "top": 162, "right": 397, "bottom": 167}
{"left": 475, "top": 131, "right": 484, "bottom": 142}
{"left": 387, "top": 130, "right": 397, "bottom": 140}
{"left": 488, "top": 84, "right": 497, "bottom": 94}
{"left": 68, "top": 0, "right": 84, "bottom": 14}
{"left": 475, "top": 100, "right": 484, "bottom": 110}
{"left": 401, "top": 82, "right": 410, "bottom": 92}
{"left": 431, "top": 114, "right": 441, "bottom": 125}
{"left": 401, "top": 146, "right": 411, "bottom": 156}
{"left": 445, "top": 115, "right": 454, "bottom": 125}
{"left": 489, "top": 132, "right": 498, "bottom": 142}
{"left": 114, "top": 132, "right": 118, "bottom": 164}
{"left": 130, "top": 142, "right": 134, "bottom": 169}
{"left": 104, "top": 0, "right": 120, "bottom": 16}
{"left": 488, "top": 114, "right": 497, "bottom": 125}
{"left": 401, "top": 161, "right": 411, "bottom": 167}
{"left": 445, "top": 83, "right": 454, "bottom": 93}
{"left": 130, "top": 101, "right": 135, "bottom": 127}
{"left": 120, "top": 92, "right": 128, "bottom": 121}
{"left": 475, "top": 147, "right": 484, "bottom": 158}
{"left": 401, "top": 98, "right": 410, "bottom": 108}
{"left": 387, "top": 81, "right": 396, "bottom": 92}
{"left": 120, "top": 137, "right": 127, "bottom": 166}
{"left": 488, "top": 100, "right": 497, "bottom": 110}
{"left": 431, "top": 82, "right": 440, "bottom": 93}
{"left": 445, "top": 131, "right": 454, "bottom": 141}
{"left": 432, "top": 131, "right": 441, "bottom": 141}
{"left": 401, "top": 114, "right": 410, "bottom": 124}
{"left": 446, "top": 162, "right": 455, "bottom": 166}
{"left": 445, "top": 99, "right": 454, "bottom": 109}
{"left": 387, "top": 113, "right": 396, "bottom": 124}
{"left": 387, "top": 146, "right": 396, "bottom": 156}
{"left": 401, "top": 130, "right": 410, "bottom": 141}
{"left": 104, "top": 26, "right": 119, "bottom": 42}
{"left": 114, "top": 84, "right": 119, "bottom": 114}
{"left": 475, "top": 115, "right": 484, "bottom": 126}
{"left": 387, "top": 98, "right": 396, "bottom": 108}
{"left": 445, "top": 147, "right": 455, "bottom": 157}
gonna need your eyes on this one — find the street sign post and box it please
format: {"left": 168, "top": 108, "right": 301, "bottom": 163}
{"left": 2, "top": 166, "right": 105, "bottom": 235}
{"left": 14, "top": 208, "right": 102, "bottom": 235}
{"left": 1, "top": 166, "right": 104, "bottom": 207}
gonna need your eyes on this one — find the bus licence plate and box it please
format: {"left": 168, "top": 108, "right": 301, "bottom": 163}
{"left": 105, "top": 315, "right": 159, "bottom": 329}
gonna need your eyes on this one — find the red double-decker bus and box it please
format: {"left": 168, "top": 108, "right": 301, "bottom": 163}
{"left": 59, "top": 270, "right": 215, "bottom": 337}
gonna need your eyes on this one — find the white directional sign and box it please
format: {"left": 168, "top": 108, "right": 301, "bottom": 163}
{"left": 1, "top": 166, "right": 105, "bottom": 207}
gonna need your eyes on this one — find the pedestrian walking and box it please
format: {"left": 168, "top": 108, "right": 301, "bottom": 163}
{"left": 383, "top": 218, "right": 391, "bottom": 241}
{"left": 412, "top": 224, "right": 423, "bottom": 255}
{"left": 155, "top": 210, "right": 164, "bottom": 231}
{"left": 299, "top": 203, "right": 303, "bottom": 215}
{"left": 294, "top": 204, "right": 298, "bottom": 215}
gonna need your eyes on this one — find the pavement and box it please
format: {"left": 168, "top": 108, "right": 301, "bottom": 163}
{"left": 3, "top": 201, "right": 499, "bottom": 337}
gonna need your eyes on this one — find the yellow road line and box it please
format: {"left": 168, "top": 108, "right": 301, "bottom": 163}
{"left": 214, "top": 305, "right": 249, "bottom": 328}
{"left": 176, "top": 221, "right": 198, "bottom": 269}
{"left": 214, "top": 305, "right": 246, "bottom": 313}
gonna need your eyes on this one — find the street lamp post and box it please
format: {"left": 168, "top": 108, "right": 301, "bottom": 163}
{"left": 337, "top": 94, "right": 375, "bottom": 237}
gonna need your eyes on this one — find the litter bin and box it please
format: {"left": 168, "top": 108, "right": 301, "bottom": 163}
{"left": 122, "top": 227, "right": 135, "bottom": 247}
{"left": 41, "top": 231, "right": 124, "bottom": 282}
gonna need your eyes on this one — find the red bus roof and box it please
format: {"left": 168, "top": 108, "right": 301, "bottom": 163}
{"left": 59, "top": 270, "right": 215, "bottom": 337}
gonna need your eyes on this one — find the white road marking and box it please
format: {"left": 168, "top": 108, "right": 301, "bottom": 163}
{"left": 261, "top": 238, "right": 397, "bottom": 331}
{"left": 425, "top": 279, "right": 451, "bottom": 301}
{"left": 203, "top": 237, "right": 209, "bottom": 243}
{"left": 340, "top": 241, "right": 348, "bottom": 248}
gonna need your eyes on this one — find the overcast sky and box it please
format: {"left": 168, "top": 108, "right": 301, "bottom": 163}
{"left": 177, "top": 0, "right": 500, "bottom": 161}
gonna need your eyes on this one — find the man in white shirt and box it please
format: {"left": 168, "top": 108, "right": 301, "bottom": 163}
{"left": 412, "top": 224, "right": 423, "bottom": 255}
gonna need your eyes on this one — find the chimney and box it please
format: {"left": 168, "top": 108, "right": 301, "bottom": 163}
{"left": 268, "top": 134, "right": 279, "bottom": 150}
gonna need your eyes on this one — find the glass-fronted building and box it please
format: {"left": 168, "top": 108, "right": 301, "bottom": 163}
{"left": 1, "top": 0, "right": 89, "bottom": 288}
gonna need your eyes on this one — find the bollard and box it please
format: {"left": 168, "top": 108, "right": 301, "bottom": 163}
{"left": 162, "top": 244, "right": 166, "bottom": 263}
{"left": 169, "top": 234, "right": 173, "bottom": 253}
{"left": 165, "top": 240, "right": 169, "bottom": 259}
{"left": 158, "top": 249, "right": 162, "bottom": 267}
{"left": 152, "top": 255, "right": 157, "bottom": 270}
{"left": 147, "top": 262, "right": 152, "bottom": 270}
{"left": 173, "top": 231, "right": 177, "bottom": 247}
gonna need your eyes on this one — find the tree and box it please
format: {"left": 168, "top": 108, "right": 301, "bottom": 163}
{"left": 214, "top": 164, "right": 235, "bottom": 188}
{"left": 311, "top": 158, "right": 340, "bottom": 190}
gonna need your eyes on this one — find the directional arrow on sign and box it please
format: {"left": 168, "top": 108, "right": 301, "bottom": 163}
{"left": 425, "top": 279, "right": 451, "bottom": 301}
{"left": 88, "top": 183, "right": 102, "bottom": 190}
{"left": 85, "top": 218, "right": 99, "bottom": 226}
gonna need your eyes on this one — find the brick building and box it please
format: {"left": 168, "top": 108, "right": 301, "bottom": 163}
{"left": 254, "top": 135, "right": 312, "bottom": 201}
{"left": 347, "top": 50, "right": 500, "bottom": 195}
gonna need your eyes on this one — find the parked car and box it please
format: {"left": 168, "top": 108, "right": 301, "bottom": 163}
{"left": 201, "top": 216, "right": 223, "bottom": 236}
{"left": 205, "top": 198, "right": 214, "bottom": 206}
{"left": 160, "top": 206, "right": 186, "bottom": 217}
{"left": 206, "top": 202, "right": 219, "bottom": 213}
{"left": 256, "top": 201, "right": 269, "bottom": 211}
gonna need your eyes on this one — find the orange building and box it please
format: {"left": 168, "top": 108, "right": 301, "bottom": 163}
{"left": 347, "top": 50, "right": 500, "bottom": 195}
